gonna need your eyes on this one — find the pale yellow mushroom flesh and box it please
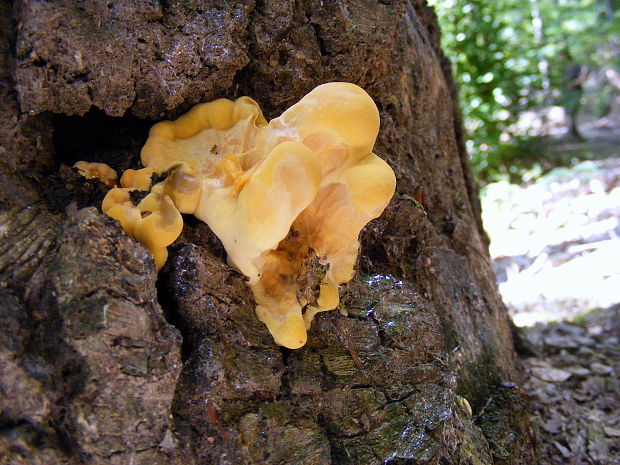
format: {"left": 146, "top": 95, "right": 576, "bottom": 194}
{"left": 92, "top": 83, "right": 395, "bottom": 348}
{"left": 74, "top": 161, "right": 118, "bottom": 187}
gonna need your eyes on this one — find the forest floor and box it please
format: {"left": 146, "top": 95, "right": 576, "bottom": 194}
{"left": 480, "top": 124, "right": 620, "bottom": 464}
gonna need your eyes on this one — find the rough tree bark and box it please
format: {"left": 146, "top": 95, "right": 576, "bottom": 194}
{"left": 0, "top": 1, "right": 539, "bottom": 464}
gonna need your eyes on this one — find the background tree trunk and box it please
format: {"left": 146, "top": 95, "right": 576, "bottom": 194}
{"left": 0, "top": 1, "right": 538, "bottom": 464}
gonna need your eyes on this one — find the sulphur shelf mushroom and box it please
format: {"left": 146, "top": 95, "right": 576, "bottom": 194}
{"left": 93, "top": 82, "right": 396, "bottom": 348}
{"left": 74, "top": 161, "right": 118, "bottom": 187}
{"left": 102, "top": 186, "right": 183, "bottom": 270}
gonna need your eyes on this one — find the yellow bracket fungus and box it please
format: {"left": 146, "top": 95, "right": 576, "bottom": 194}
{"left": 102, "top": 186, "right": 183, "bottom": 270}
{"left": 98, "top": 82, "right": 396, "bottom": 348}
{"left": 74, "top": 161, "right": 118, "bottom": 187}
{"left": 119, "top": 167, "right": 154, "bottom": 191}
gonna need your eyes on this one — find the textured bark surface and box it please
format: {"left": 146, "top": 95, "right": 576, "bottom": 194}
{"left": 1, "top": 1, "right": 538, "bottom": 464}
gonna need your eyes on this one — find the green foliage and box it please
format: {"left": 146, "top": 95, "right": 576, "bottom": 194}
{"left": 430, "top": 0, "right": 620, "bottom": 183}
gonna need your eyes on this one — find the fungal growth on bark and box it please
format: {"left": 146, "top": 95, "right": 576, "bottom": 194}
{"left": 74, "top": 161, "right": 118, "bottom": 187}
{"left": 88, "top": 82, "right": 396, "bottom": 348}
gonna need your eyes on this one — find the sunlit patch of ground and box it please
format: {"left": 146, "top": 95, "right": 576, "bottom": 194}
{"left": 481, "top": 157, "right": 620, "bottom": 326}
{"left": 481, "top": 139, "right": 620, "bottom": 463}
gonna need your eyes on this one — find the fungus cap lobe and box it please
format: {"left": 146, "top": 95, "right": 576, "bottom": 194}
{"left": 99, "top": 82, "right": 395, "bottom": 348}
{"left": 74, "top": 161, "right": 118, "bottom": 187}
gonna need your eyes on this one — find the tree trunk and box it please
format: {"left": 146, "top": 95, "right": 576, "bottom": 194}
{"left": 0, "top": 1, "right": 538, "bottom": 464}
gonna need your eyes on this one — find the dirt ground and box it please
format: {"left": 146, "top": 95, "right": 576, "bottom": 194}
{"left": 482, "top": 126, "right": 620, "bottom": 464}
{"left": 520, "top": 304, "right": 619, "bottom": 464}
